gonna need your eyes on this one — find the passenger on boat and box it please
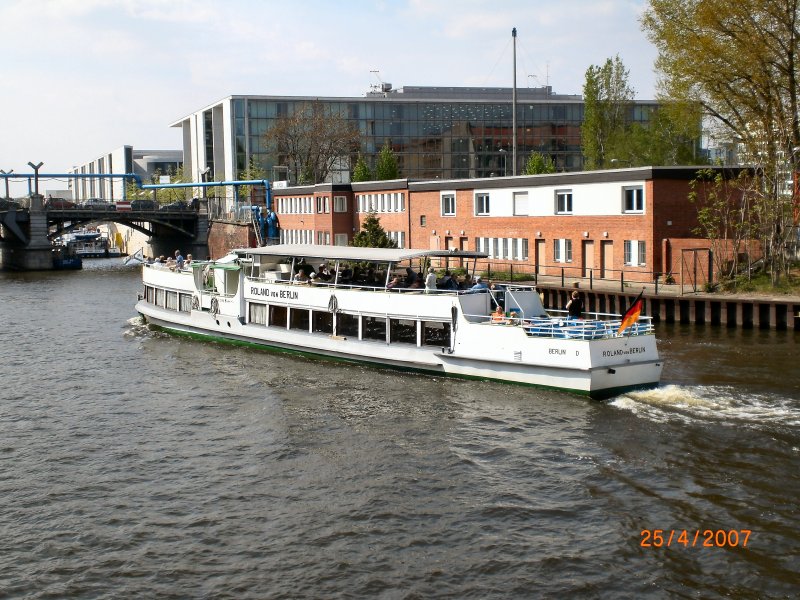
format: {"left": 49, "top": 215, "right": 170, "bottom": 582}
{"left": 405, "top": 267, "right": 417, "bottom": 287}
{"left": 185, "top": 254, "right": 193, "bottom": 266}
{"left": 468, "top": 276, "right": 488, "bottom": 292}
{"left": 174, "top": 250, "right": 184, "bottom": 270}
{"left": 491, "top": 305, "right": 508, "bottom": 324}
{"left": 425, "top": 267, "right": 437, "bottom": 293}
{"left": 308, "top": 273, "right": 317, "bottom": 285}
{"left": 386, "top": 275, "right": 402, "bottom": 290}
{"left": 438, "top": 270, "right": 459, "bottom": 291}
{"left": 408, "top": 276, "right": 423, "bottom": 289}
{"left": 317, "top": 264, "right": 331, "bottom": 281}
{"left": 294, "top": 268, "right": 310, "bottom": 284}
{"left": 566, "top": 290, "right": 584, "bottom": 319}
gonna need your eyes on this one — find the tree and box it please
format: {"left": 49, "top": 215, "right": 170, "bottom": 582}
{"left": 688, "top": 168, "right": 753, "bottom": 284}
{"left": 642, "top": 0, "right": 800, "bottom": 284}
{"left": 352, "top": 153, "right": 372, "bottom": 182}
{"left": 238, "top": 156, "right": 267, "bottom": 202}
{"left": 524, "top": 152, "right": 556, "bottom": 174}
{"left": 351, "top": 210, "right": 397, "bottom": 248}
{"left": 262, "top": 101, "right": 361, "bottom": 184}
{"left": 374, "top": 142, "right": 399, "bottom": 180}
{"left": 582, "top": 55, "right": 635, "bottom": 169}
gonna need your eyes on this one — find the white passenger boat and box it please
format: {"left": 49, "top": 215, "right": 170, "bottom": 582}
{"left": 60, "top": 229, "right": 122, "bottom": 258}
{"left": 135, "top": 245, "right": 662, "bottom": 399}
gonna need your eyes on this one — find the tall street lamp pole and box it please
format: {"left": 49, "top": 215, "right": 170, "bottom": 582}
{"left": 27, "top": 161, "right": 43, "bottom": 196}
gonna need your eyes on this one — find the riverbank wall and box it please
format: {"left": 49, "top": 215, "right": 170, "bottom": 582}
{"left": 538, "top": 285, "right": 800, "bottom": 331}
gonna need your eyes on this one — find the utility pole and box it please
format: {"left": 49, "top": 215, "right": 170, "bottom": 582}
{"left": 27, "top": 162, "right": 43, "bottom": 196}
{"left": 0, "top": 169, "right": 13, "bottom": 198}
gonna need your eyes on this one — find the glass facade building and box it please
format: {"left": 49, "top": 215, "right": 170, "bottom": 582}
{"left": 173, "top": 86, "right": 658, "bottom": 184}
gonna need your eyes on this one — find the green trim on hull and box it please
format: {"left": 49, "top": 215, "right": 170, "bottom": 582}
{"left": 143, "top": 318, "right": 658, "bottom": 401}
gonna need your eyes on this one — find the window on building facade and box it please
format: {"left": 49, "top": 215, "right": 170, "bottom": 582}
{"left": 553, "top": 238, "right": 573, "bottom": 263}
{"left": 475, "top": 193, "right": 490, "bottom": 216}
{"left": 334, "top": 233, "right": 349, "bottom": 246}
{"left": 441, "top": 194, "right": 456, "bottom": 216}
{"left": 513, "top": 192, "right": 528, "bottom": 216}
{"left": 334, "top": 196, "right": 347, "bottom": 212}
{"left": 624, "top": 240, "right": 646, "bottom": 266}
{"left": 556, "top": 190, "right": 573, "bottom": 214}
{"left": 623, "top": 187, "right": 644, "bottom": 213}
{"left": 420, "top": 215, "right": 426, "bottom": 227}
{"left": 316, "top": 196, "right": 330, "bottom": 213}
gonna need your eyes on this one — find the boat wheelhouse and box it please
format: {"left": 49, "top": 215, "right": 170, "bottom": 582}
{"left": 136, "top": 244, "right": 662, "bottom": 398}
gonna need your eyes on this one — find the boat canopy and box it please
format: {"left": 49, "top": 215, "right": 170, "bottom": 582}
{"left": 234, "top": 244, "right": 488, "bottom": 263}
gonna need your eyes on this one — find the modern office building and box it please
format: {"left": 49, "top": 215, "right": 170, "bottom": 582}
{"left": 171, "top": 85, "right": 660, "bottom": 186}
{"left": 69, "top": 146, "right": 183, "bottom": 202}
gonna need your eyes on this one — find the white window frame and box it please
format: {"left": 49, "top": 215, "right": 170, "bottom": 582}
{"left": 554, "top": 238, "right": 573, "bottom": 263}
{"left": 333, "top": 195, "right": 347, "bottom": 213}
{"left": 334, "top": 233, "right": 348, "bottom": 246}
{"left": 555, "top": 190, "right": 573, "bottom": 215}
{"left": 624, "top": 240, "right": 647, "bottom": 266}
{"left": 513, "top": 191, "right": 529, "bottom": 216}
{"left": 441, "top": 193, "right": 456, "bottom": 216}
{"left": 623, "top": 187, "right": 644, "bottom": 213}
{"left": 474, "top": 193, "right": 490, "bottom": 216}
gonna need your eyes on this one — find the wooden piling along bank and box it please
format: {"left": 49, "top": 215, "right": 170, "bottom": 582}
{"left": 538, "top": 287, "right": 800, "bottom": 331}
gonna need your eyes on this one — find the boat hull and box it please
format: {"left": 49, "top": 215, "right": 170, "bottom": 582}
{"left": 136, "top": 301, "right": 662, "bottom": 399}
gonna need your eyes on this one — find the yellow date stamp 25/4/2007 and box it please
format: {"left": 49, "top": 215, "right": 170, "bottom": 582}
{"left": 640, "top": 529, "right": 751, "bottom": 548}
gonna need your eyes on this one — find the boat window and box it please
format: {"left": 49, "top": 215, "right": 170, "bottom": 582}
{"left": 179, "top": 293, "right": 192, "bottom": 313}
{"left": 423, "top": 321, "right": 451, "bottom": 347}
{"left": 249, "top": 302, "right": 267, "bottom": 325}
{"left": 290, "top": 308, "right": 310, "bottom": 331}
{"left": 269, "top": 305, "right": 287, "bottom": 328}
{"left": 390, "top": 318, "right": 417, "bottom": 345}
{"left": 156, "top": 288, "right": 165, "bottom": 307}
{"left": 337, "top": 313, "right": 359, "bottom": 337}
{"left": 312, "top": 311, "right": 333, "bottom": 334}
{"left": 146, "top": 286, "right": 155, "bottom": 303}
{"left": 165, "top": 291, "right": 178, "bottom": 311}
{"left": 363, "top": 316, "right": 387, "bottom": 342}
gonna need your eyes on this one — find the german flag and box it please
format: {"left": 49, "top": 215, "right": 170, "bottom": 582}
{"left": 618, "top": 291, "right": 644, "bottom": 335}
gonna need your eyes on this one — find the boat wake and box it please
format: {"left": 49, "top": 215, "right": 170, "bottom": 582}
{"left": 611, "top": 384, "right": 800, "bottom": 429}
{"left": 123, "top": 316, "right": 168, "bottom": 339}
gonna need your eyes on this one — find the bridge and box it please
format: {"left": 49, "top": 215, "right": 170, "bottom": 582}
{"left": 0, "top": 172, "right": 272, "bottom": 270}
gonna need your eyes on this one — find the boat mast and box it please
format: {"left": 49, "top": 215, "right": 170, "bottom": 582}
{"left": 512, "top": 27, "right": 517, "bottom": 176}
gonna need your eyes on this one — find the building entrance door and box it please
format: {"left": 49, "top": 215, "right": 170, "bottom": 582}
{"left": 582, "top": 240, "right": 595, "bottom": 277}
{"left": 600, "top": 241, "right": 613, "bottom": 279}
{"left": 535, "top": 239, "right": 546, "bottom": 275}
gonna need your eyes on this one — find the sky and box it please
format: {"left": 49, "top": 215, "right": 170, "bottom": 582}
{"left": 0, "top": 0, "right": 658, "bottom": 196}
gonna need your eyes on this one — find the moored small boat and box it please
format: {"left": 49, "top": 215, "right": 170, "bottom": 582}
{"left": 135, "top": 245, "right": 663, "bottom": 398}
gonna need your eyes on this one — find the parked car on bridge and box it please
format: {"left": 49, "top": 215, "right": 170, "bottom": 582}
{"left": 130, "top": 199, "right": 157, "bottom": 210}
{"left": 160, "top": 201, "right": 189, "bottom": 211}
{"left": 45, "top": 198, "right": 76, "bottom": 209}
{"left": 81, "top": 199, "right": 116, "bottom": 211}
{"left": 0, "top": 198, "right": 22, "bottom": 210}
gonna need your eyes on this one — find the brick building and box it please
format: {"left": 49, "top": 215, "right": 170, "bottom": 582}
{"left": 270, "top": 166, "right": 725, "bottom": 284}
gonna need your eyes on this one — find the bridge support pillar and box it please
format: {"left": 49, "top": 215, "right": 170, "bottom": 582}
{"left": 0, "top": 195, "right": 56, "bottom": 271}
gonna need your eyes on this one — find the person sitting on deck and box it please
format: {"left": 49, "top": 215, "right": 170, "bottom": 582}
{"left": 491, "top": 305, "right": 508, "bottom": 324}
{"left": 317, "top": 264, "right": 331, "bottom": 281}
{"left": 386, "top": 275, "right": 402, "bottom": 290}
{"left": 438, "top": 270, "right": 459, "bottom": 291}
{"left": 294, "top": 268, "right": 310, "bottom": 284}
{"left": 174, "top": 250, "right": 184, "bottom": 270}
{"left": 468, "top": 276, "right": 488, "bottom": 293}
{"left": 185, "top": 254, "right": 193, "bottom": 266}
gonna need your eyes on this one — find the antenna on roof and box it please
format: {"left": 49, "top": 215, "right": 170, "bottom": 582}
{"left": 370, "top": 70, "right": 382, "bottom": 93}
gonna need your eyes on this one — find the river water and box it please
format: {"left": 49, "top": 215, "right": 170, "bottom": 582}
{"left": 1, "top": 260, "right": 798, "bottom": 599}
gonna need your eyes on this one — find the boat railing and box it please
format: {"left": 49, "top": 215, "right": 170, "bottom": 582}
{"left": 465, "top": 309, "right": 655, "bottom": 340}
